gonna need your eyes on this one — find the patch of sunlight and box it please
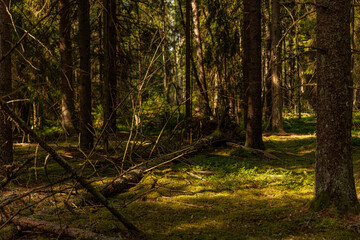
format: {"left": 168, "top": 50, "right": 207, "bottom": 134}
{"left": 111, "top": 140, "right": 152, "bottom": 146}
{"left": 298, "top": 149, "right": 315, "bottom": 155}
{"left": 91, "top": 177, "right": 113, "bottom": 186}
{"left": 174, "top": 218, "right": 224, "bottom": 232}
{"left": 264, "top": 134, "right": 315, "bottom": 142}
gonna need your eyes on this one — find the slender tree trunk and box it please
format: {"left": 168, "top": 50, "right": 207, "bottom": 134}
{"left": 185, "top": 0, "right": 191, "bottom": 119}
{"left": 104, "top": 0, "right": 117, "bottom": 133}
{"left": 60, "top": 0, "right": 76, "bottom": 135}
{"left": 264, "top": 0, "right": 272, "bottom": 123}
{"left": 79, "top": 0, "right": 93, "bottom": 150}
{"left": 0, "top": 0, "right": 13, "bottom": 165}
{"left": 191, "top": 0, "right": 212, "bottom": 118}
{"left": 243, "top": 0, "right": 264, "bottom": 150}
{"left": 271, "top": 0, "right": 283, "bottom": 132}
{"left": 314, "top": 0, "right": 359, "bottom": 213}
{"left": 161, "top": 0, "right": 169, "bottom": 103}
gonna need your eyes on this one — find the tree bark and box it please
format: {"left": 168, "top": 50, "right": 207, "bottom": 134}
{"left": 314, "top": 0, "right": 359, "bottom": 212}
{"left": 191, "top": 0, "right": 212, "bottom": 118}
{"left": 0, "top": 0, "right": 13, "bottom": 165}
{"left": 104, "top": 0, "right": 117, "bottom": 133}
{"left": 243, "top": 0, "right": 265, "bottom": 150}
{"left": 60, "top": 0, "right": 76, "bottom": 135}
{"left": 264, "top": 0, "right": 272, "bottom": 123}
{"left": 271, "top": 0, "right": 283, "bottom": 132}
{"left": 79, "top": 0, "right": 94, "bottom": 150}
{"left": 185, "top": 0, "right": 191, "bottom": 119}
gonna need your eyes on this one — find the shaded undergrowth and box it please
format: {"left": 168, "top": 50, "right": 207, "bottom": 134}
{"left": 3, "top": 115, "right": 360, "bottom": 239}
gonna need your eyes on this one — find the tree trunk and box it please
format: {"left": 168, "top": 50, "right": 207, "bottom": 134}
{"left": 185, "top": 0, "right": 191, "bottom": 119}
{"left": 161, "top": 0, "right": 169, "bottom": 103}
{"left": 191, "top": 0, "right": 212, "bottom": 118}
{"left": 0, "top": 0, "right": 13, "bottom": 165}
{"left": 314, "top": 0, "right": 359, "bottom": 213}
{"left": 60, "top": 0, "right": 76, "bottom": 135}
{"left": 271, "top": 0, "right": 283, "bottom": 132}
{"left": 243, "top": 0, "right": 264, "bottom": 150}
{"left": 103, "top": 0, "right": 117, "bottom": 134}
{"left": 264, "top": 0, "right": 272, "bottom": 124}
{"left": 79, "top": 0, "right": 94, "bottom": 150}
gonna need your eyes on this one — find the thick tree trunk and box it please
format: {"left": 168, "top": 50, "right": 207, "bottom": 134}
{"left": 191, "top": 0, "right": 212, "bottom": 118}
{"left": 104, "top": 0, "right": 117, "bottom": 133}
{"left": 60, "top": 0, "right": 76, "bottom": 135}
{"left": 243, "top": 0, "right": 264, "bottom": 150}
{"left": 314, "top": 0, "right": 359, "bottom": 212}
{"left": 79, "top": 0, "right": 94, "bottom": 150}
{"left": 0, "top": 0, "right": 13, "bottom": 165}
{"left": 271, "top": 0, "right": 283, "bottom": 132}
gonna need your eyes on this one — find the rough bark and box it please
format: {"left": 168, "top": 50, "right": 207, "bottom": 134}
{"left": 60, "top": 0, "right": 76, "bottom": 135}
{"left": 271, "top": 0, "right": 283, "bottom": 132}
{"left": 0, "top": 0, "right": 13, "bottom": 165}
{"left": 79, "top": 0, "right": 94, "bottom": 150}
{"left": 243, "top": 0, "right": 265, "bottom": 150}
{"left": 104, "top": 0, "right": 117, "bottom": 133}
{"left": 314, "top": 0, "right": 359, "bottom": 212}
{"left": 191, "top": 0, "right": 212, "bottom": 118}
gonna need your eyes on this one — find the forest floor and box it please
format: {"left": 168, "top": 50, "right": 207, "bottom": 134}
{"left": 3, "top": 114, "right": 360, "bottom": 239}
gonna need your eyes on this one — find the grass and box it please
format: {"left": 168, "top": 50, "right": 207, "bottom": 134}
{"left": 3, "top": 114, "right": 360, "bottom": 239}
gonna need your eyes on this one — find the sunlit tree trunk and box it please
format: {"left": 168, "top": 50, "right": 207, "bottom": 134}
{"left": 271, "top": 0, "right": 283, "bottom": 132}
{"left": 0, "top": 0, "right": 13, "bottom": 165}
{"left": 191, "top": 0, "right": 212, "bottom": 118}
{"left": 314, "top": 0, "right": 359, "bottom": 212}
{"left": 79, "top": 0, "right": 93, "bottom": 149}
{"left": 243, "top": 0, "right": 264, "bottom": 149}
{"left": 60, "top": 0, "right": 76, "bottom": 135}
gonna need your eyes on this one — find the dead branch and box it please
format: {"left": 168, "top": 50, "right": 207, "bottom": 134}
{"left": 0, "top": 100, "right": 142, "bottom": 235}
{"left": 2, "top": 215, "right": 125, "bottom": 240}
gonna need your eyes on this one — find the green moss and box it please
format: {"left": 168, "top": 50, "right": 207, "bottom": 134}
{"left": 0, "top": 225, "right": 17, "bottom": 240}
{"left": 310, "top": 191, "right": 331, "bottom": 212}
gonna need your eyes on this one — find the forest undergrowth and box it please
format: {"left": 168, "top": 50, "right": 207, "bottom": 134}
{"left": 2, "top": 115, "right": 360, "bottom": 239}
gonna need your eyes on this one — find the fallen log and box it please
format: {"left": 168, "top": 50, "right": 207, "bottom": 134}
{"left": 4, "top": 215, "right": 124, "bottom": 240}
{"left": 0, "top": 100, "right": 142, "bottom": 235}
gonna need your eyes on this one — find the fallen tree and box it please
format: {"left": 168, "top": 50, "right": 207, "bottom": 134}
{"left": 1, "top": 215, "right": 125, "bottom": 240}
{"left": 0, "top": 100, "right": 142, "bottom": 236}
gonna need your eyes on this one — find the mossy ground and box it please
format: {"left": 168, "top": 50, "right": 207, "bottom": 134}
{"left": 3, "top": 115, "right": 360, "bottom": 239}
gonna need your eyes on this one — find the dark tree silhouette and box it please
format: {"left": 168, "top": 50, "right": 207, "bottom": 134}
{"left": 0, "top": 0, "right": 13, "bottom": 165}
{"left": 243, "top": 0, "right": 264, "bottom": 150}
{"left": 79, "top": 0, "right": 93, "bottom": 149}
